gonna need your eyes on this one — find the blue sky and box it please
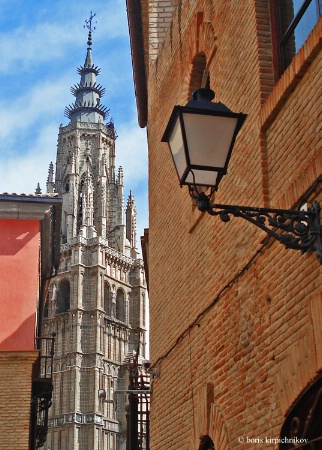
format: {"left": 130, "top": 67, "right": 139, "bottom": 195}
{"left": 0, "top": 0, "right": 148, "bottom": 240}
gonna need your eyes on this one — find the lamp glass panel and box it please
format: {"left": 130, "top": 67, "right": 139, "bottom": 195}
{"left": 182, "top": 112, "right": 238, "bottom": 169}
{"left": 168, "top": 116, "right": 187, "bottom": 180}
{"left": 185, "top": 169, "right": 219, "bottom": 187}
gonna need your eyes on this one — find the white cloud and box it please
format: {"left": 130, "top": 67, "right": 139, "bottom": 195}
{"left": 0, "top": 75, "right": 72, "bottom": 143}
{"left": 0, "top": 0, "right": 149, "bottom": 238}
{"left": 0, "top": 122, "right": 57, "bottom": 194}
{"left": 0, "top": 1, "right": 129, "bottom": 73}
{"left": 0, "top": 25, "right": 74, "bottom": 72}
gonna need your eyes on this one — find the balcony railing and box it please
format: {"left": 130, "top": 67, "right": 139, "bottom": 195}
{"left": 30, "top": 333, "right": 56, "bottom": 449}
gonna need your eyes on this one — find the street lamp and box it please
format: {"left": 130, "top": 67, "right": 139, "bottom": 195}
{"left": 162, "top": 88, "right": 247, "bottom": 190}
{"left": 162, "top": 88, "right": 322, "bottom": 263}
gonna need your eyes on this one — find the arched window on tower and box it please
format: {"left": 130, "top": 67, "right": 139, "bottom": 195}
{"left": 56, "top": 280, "right": 70, "bottom": 314}
{"left": 141, "top": 293, "right": 146, "bottom": 327}
{"left": 77, "top": 178, "right": 85, "bottom": 232}
{"left": 43, "top": 293, "right": 49, "bottom": 318}
{"left": 116, "top": 289, "right": 125, "bottom": 322}
{"left": 63, "top": 176, "right": 70, "bottom": 193}
{"left": 104, "top": 282, "right": 112, "bottom": 316}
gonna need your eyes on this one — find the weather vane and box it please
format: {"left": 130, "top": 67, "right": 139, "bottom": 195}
{"left": 84, "top": 11, "right": 97, "bottom": 33}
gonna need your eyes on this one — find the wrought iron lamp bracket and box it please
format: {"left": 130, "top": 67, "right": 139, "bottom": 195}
{"left": 194, "top": 192, "right": 322, "bottom": 264}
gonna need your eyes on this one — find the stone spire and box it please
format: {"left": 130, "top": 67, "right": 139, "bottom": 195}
{"left": 64, "top": 27, "right": 109, "bottom": 124}
{"left": 117, "top": 166, "right": 124, "bottom": 186}
{"left": 46, "top": 161, "right": 55, "bottom": 193}
{"left": 35, "top": 182, "right": 42, "bottom": 195}
{"left": 126, "top": 190, "right": 137, "bottom": 248}
{"left": 55, "top": 12, "right": 119, "bottom": 244}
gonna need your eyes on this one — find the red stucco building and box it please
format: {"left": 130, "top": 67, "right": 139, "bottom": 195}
{"left": 0, "top": 194, "right": 61, "bottom": 449}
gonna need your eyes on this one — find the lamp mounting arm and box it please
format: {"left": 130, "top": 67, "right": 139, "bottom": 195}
{"left": 196, "top": 192, "right": 322, "bottom": 263}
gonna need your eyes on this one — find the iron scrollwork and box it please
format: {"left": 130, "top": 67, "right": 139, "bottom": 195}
{"left": 194, "top": 192, "right": 322, "bottom": 263}
{"left": 31, "top": 382, "right": 54, "bottom": 448}
{"left": 280, "top": 377, "right": 322, "bottom": 449}
{"left": 127, "top": 351, "right": 150, "bottom": 450}
{"left": 31, "top": 333, "right": 56, "bottom": 448}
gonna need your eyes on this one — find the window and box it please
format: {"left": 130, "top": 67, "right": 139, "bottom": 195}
{"left": 56, "top": 280, "right": 70, "bottom": 314}
{"left": 77, "top": 179, "right": 85, "bottom": 232}
{"left": 43, "top": 294, "right": 49, "bottom": 318}
{"left": 104, "top": 282, "right": 112, "bottom": 316}
{"left": 273, "top": 0, "right": 321, "bottom": 74}
{"left": 116, "top": 289, "right": 125, "bottom": 322}
{"left": 141, "top": 294, "right": 146, "bottom": 327}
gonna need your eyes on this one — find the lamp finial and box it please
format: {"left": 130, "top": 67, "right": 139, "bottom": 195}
{"left": 192, "top": 88, "right": 215, "bottom": 102}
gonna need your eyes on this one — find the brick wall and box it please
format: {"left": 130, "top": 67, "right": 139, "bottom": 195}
{"left": 144, "top": 0, "right": 321, "bottom": 448}
{"left": 149, "top": 0, "right": 178, "bottom": 60}
{"left": 0, "top": 352, "right": 38, "bottom": 450}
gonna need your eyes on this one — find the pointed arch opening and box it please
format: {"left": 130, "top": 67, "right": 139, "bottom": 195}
{"left": 188, "top": 52, "right": 210, "bottom": 99}
{"left": 63, "top": 175, "right": 70, "bottom": 193}
{"left": 77, "top": 176, "right": 85, "bottom": 232}
{"left": 116, "top": 289, "right": 126, "bottom": 322}
{"left": 56, "top": 279, "right": 70, "bottom": 314}
{"left": 141, "top": 293, "right": 146, "bottom": 327}
{"left": 104, "top": 282, "right": 112, "bottom": 316}
{"left": 43, "top": 293, "right": 49, "bottom": 318}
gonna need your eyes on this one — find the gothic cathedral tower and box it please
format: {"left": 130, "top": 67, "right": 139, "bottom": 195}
{"left": 42, "top": 23, "right": 147, "bottom": 450}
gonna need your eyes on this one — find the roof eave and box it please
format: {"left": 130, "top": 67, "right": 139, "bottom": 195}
{"left": 0, "top": 195, "right": 62, "bottom": 276}
{"left": 126, "top": 0, "right": 148, "bottom": 128}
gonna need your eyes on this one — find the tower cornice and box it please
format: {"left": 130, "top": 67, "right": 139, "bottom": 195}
{"left": 77, "top": 64, "right": 101, "bottom": 77}
{"left": 71, "top": 81, "right": 106, "bottom": 97}
{"left": 58, "top": 121, "right": 117, "bottom": 140}
{"left": 64, "top": 102, "right": 109, "bottom": 122}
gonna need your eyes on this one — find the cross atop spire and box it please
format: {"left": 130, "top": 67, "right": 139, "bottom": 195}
{"left": 64, "top": 12, "right": 111, "bottom": 124}
{"left": 84, "top": 11, "right": 97, "bottom": 33}
{"left": 84, "top": 11, "right": 97, "bottom": 47}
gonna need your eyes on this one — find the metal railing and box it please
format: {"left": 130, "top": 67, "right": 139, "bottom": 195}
{"left": 30, "top": 333, "right": 56, "bottom": 449}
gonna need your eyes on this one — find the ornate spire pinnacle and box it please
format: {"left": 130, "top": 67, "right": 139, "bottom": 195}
{"left": 126, "top": 190, "right": 137, "bottom": 248}
{"left": 35, "top": 182, "right": 42, "bottom": 195}
{"left": 46, "top": 161, "right": 55, "bottom": 193}
{"left": 127, "top": 190, "right": 134, "bottom": 206}
{"left": 118, "top": 167, "right": 124, "bottom": 186}
{"left": 64, "top": 13, "right": 109, "bottom": 124}
{"left": 82, "top": 164, "right": 94, "bottom": 227}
